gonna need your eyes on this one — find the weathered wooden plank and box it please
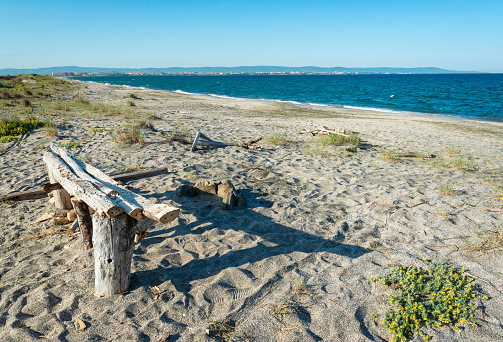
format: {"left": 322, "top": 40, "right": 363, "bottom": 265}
{"left": 43, "top": 151, "right": 123, "bottom": 217}
{"left": 50, "top": 145, "right": 118, "bottom": 196}
{"left": 92, "top": 213, "right": 136, "bottom": 297}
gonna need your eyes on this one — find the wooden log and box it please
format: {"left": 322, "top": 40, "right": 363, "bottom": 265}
{"left": 397, "top": 152, "right": 436, "bottom": 158}
{"left": 50, "top": 145, "right": 118, "bottom": 196}
{"left": 48, "top": 170, "right": 72, "bottom": 210}
{"left": 1, "top": 188, "right": 50, "bottom": 201}
{"left": 43, "top": 151, "right": 123, "bottom": 217}
{"left": 110, "top": 167, "right": 168, "bottom": 181}
{"left": 71, "top": 198, "right": 93, "bottom": 250}
{"left": 106, "top": 183, "right": 179, "bottom": 224}
{"left": 190, "top": 131, "right": 202, "bottom": 152}
{"left": 72, "top": 158, "right": 121, "bottom": 186}
{"left": 1, "top": 167, "right": 169, "bottom": 202}
{"left": 92, "top": 213, "right": 136, "bottom": 297}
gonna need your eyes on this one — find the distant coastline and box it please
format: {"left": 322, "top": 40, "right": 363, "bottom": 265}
{"left": 0, "top": 65, "right": 482, "bottom": 76}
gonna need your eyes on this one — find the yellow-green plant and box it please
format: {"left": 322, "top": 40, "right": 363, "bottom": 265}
{"left": 317, "top": 133, "right": 359, "bottom": 146}
{"left": 59, "top": 142, "right": 83, "bottom": 148}
{"left": 371, "top": 261, "right": 487, "bottom": 342}
{"left": 0, "top": 116, "right": 45, "bottom": 137}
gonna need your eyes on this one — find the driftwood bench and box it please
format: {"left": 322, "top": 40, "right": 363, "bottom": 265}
{"left": 43, "top": 145, "right": 179, "bottom": 297}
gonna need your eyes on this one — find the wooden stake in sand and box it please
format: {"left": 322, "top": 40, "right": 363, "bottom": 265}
{"left": 92, "top": 213, "right": 136, "bottom": 297}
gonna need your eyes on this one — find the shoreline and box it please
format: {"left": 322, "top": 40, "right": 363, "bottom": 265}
{"left": 1, "top": 77, "right": 503, "bottom": 341}
{"left": 67, "top": 75, "right": 503, "bottom": 124}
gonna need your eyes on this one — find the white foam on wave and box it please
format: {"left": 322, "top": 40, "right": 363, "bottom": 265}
{"left": 72, "top": 78, "right": 460, "bottom": 120}
{"left": 174, "top": 89, "right": 196, "bottom": 95}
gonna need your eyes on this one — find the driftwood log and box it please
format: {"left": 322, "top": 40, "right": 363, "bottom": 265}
{"left": 43, "top": 151, "right": 123, "bottom": 217}
{"left": 93, "top": 213, "right": 136, "bottom": 297}
{"left": 173, "top": 133, "right": 262, "bottom": 151}
{"left": 397, "top": 152, "right": 436, "bottom": 158}
{"left": 1, "top": 167, "right": 169, "bottom": 202}
{"left": 51, "top": 145, "right": 118, "bottom": 196}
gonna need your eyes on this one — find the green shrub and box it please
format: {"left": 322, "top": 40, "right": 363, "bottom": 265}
{"left": 371, "top": 261, "right": 487, "bottom": 342}
{"left": 0, "top": 116, "right": 45, "bottom": 137}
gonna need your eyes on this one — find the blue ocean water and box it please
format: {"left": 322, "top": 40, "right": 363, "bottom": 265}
{"left": 72, "top": 74, "right": 503, "bottom": 122}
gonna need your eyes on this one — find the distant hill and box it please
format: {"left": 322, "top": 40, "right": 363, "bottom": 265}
{"left": 0, "top": 65, "right": 479, "bottom": 75}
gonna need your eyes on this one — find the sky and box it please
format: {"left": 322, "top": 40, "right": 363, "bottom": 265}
{"left": 0, "top": 0, "right": 502, "bottom": 72}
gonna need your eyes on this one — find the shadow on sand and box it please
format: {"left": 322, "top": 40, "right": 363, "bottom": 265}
{"left": 131, "top": 184, "right": 370, "bottom": 294}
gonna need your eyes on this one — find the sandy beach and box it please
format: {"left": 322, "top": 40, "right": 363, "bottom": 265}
{"left": 1, "top": 77, "right": 503, "bottom": 341}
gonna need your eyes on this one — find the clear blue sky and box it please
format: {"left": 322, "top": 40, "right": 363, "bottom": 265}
{"left": 1, "top": 0, "right": 502, "bottom": 72}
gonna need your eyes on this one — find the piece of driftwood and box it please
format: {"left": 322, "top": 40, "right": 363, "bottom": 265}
{"left": 48, "top": 169, "right": 73, "bottom": 210}
{"left": 1, "top": 167, "right": 170, "bottom": 202}
{"left": 397, "top": 152, "right": 436, "bottom": 158}
{"left": 134, "top": 218, "right": 155, "bottom": 243}
{"left": 93, "top": 213, "right": 136, "bottom": 297}
{"left": 71, "top": 198, "right": 93, "bottom": 250}
{"left": 43, "top": 151, "right": 123, "bottom": 217}
{"left": 173, "top": 134, "right": 262, "bottom": 151}
{"left": 50, "top": 145, "right": 119, "bottom": 196}
{"left": 300, "top": 126, "right": 354, "bottom": 137}
{"left": 173, "top": 134, "right": 231, "bottom": 147}
{"left": 238, "top": 137, "right": 263, "bottom": 151}
{"left": 109, "top": 167, "right": 168, "bottom": 179}
{"left": 190, "top": 131, "right": 202, "bottom": 152}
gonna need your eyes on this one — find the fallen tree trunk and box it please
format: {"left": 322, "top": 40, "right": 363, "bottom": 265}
{"left": 43, "top": 151, "right": 123, "bottom": 217}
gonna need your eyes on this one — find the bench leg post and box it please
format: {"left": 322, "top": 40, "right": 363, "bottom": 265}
{"left": 92, "top": 213, "right": 135, "bottom": 297}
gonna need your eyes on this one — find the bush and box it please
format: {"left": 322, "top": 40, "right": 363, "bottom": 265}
{"left": 371, "top": 261, "right": 487, "bottom": 342}
{"left": 0, "top": 116, "right": 45, "bottom": 137}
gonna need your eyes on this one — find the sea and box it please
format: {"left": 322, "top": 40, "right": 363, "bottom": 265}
{"left": 72, "top": 74, "right": 503, "bottom": 122}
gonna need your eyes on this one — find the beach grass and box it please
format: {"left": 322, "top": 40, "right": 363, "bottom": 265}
{"left": 111, "top": 125, "right": 146, "bottom": 145}
{"left": 266, "top": 133, "right": 292, "bottom": 145}
{"left": 316, "top": 133, "right": 360, "bottom": 146}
